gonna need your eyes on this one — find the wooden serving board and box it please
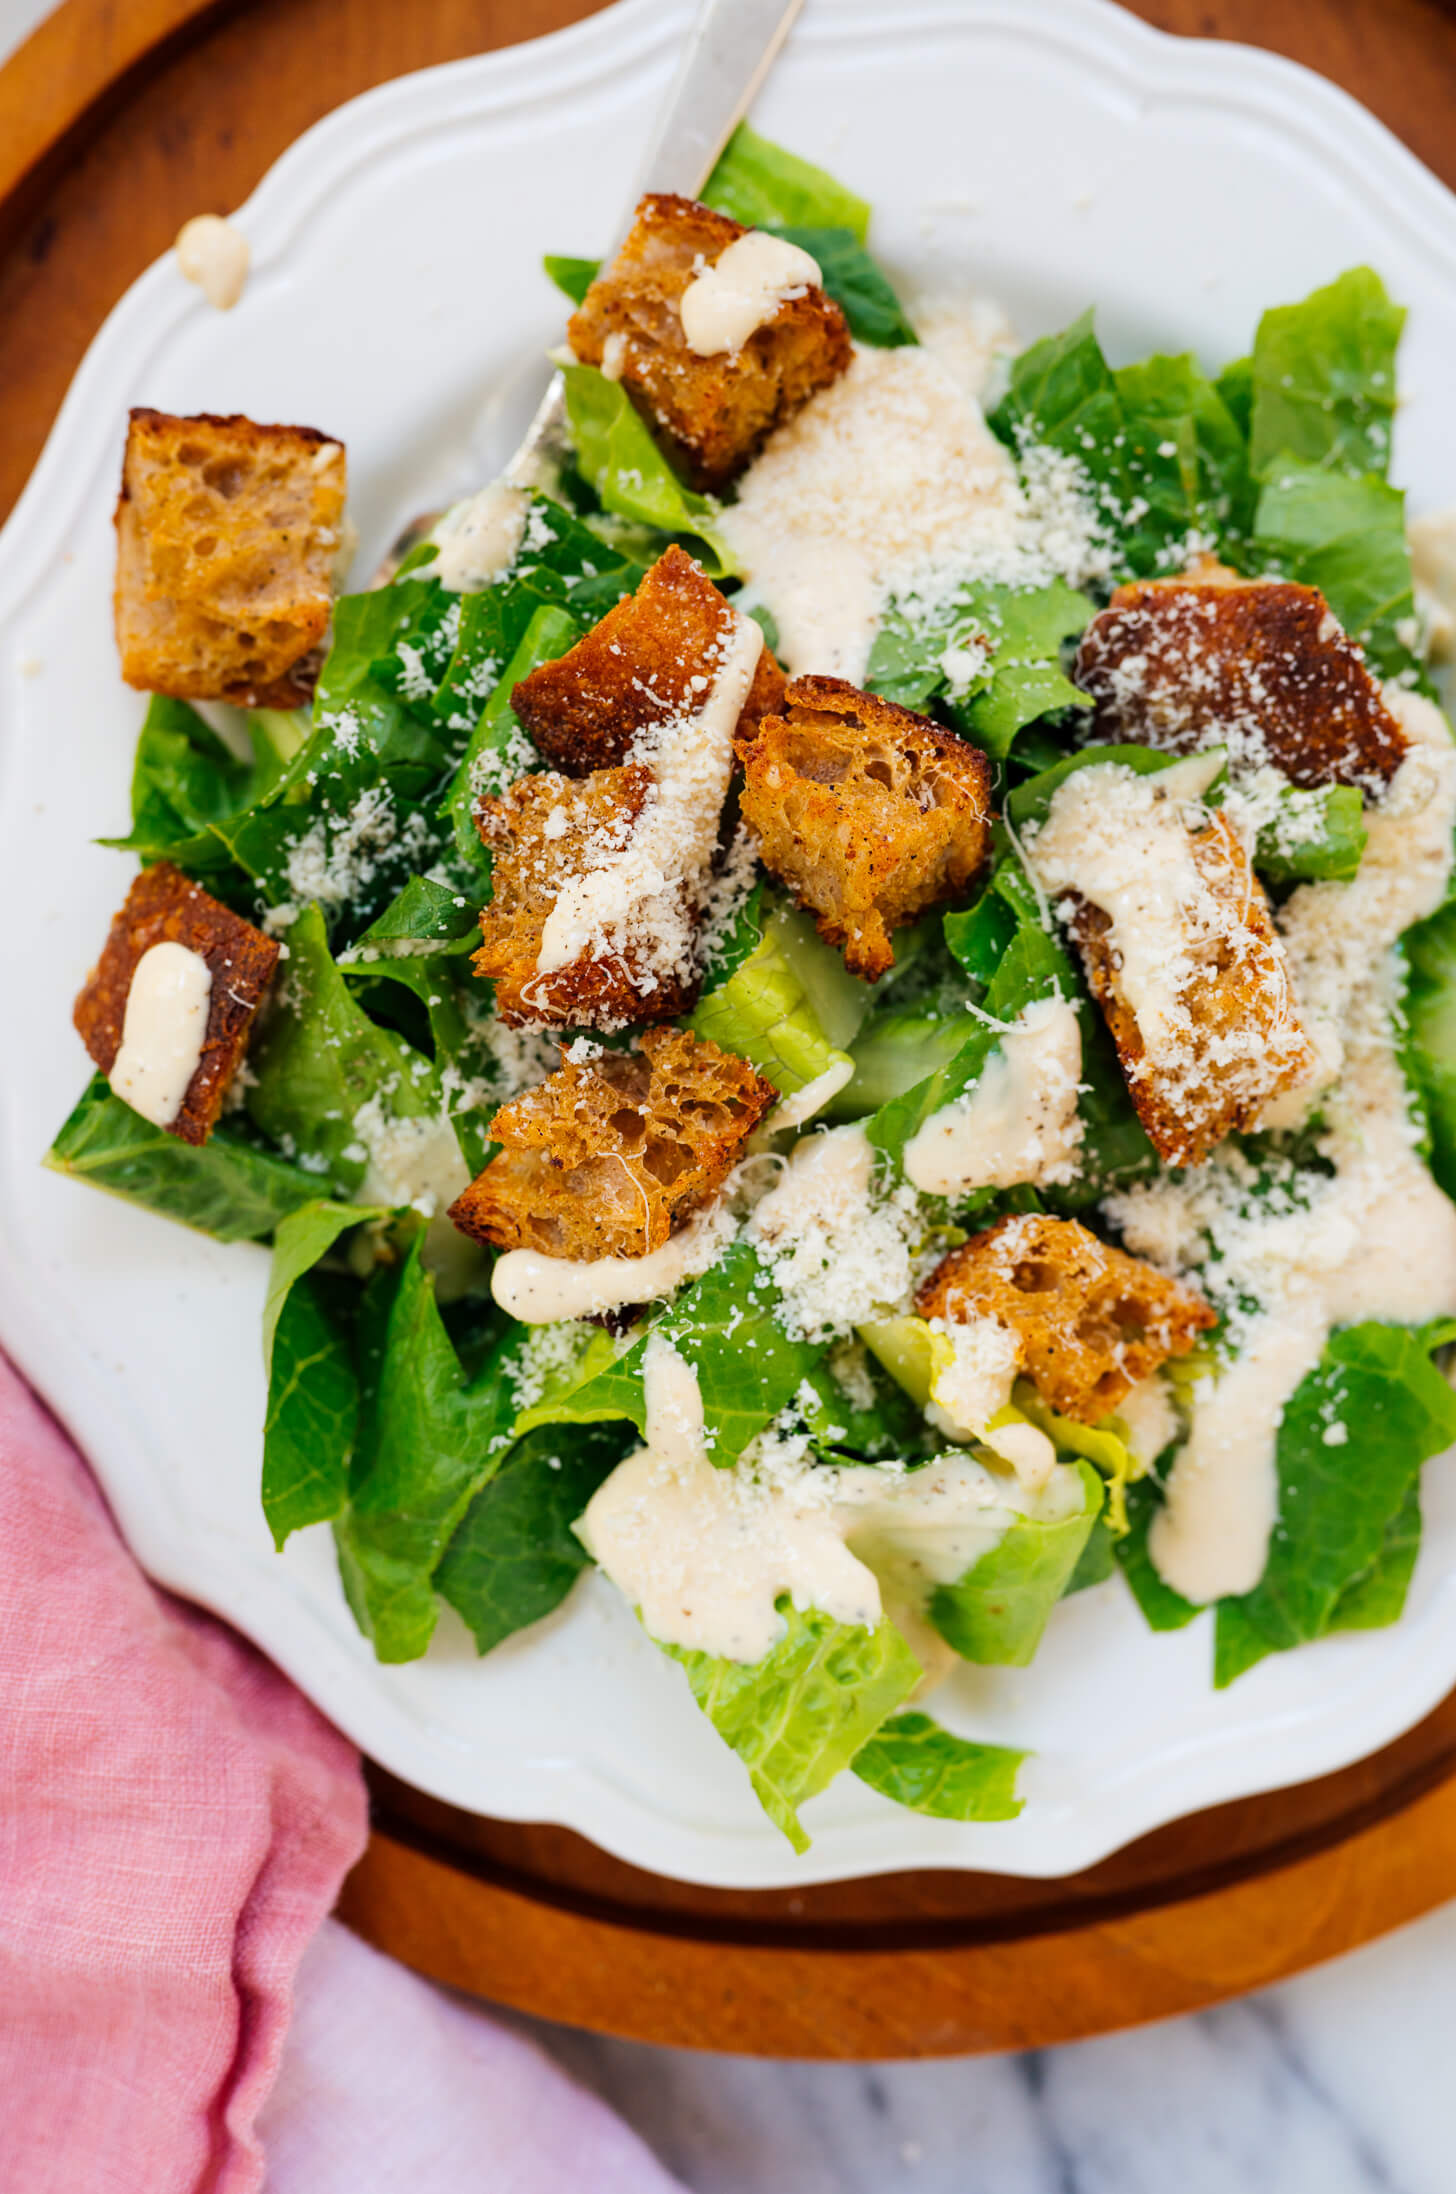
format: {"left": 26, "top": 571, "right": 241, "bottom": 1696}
{"left": 7, "top": 0, "right": 1456, "bottom": 2057}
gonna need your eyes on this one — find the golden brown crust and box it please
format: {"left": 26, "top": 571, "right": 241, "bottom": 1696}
{"left": 1075, "top": 571, "right": 1408, "bottom": 791}
{"left": 72, "top": 860, "right": 280, "bottom": 1146}
{"left": 567, "top": 193, "right": 853, "bottom": 493}
{"left": 114, "top": 408, "right": 347, "bottom": 703}
{"left": 1067, "top": 810, "right": 1317, "bottom": 1168}
{"left": 511, "top": 545, "right": 786, "bottom": 776}
{"left": 737, "top": 674, "right": 994, "bottom": 979}
{"left": 449, "top": 1027, "right": 776, "bottom": 1259}
{"left": 472, "top": 766, "right": 696, "bottom": 1028}
{"left": 916, "top": 1213, "right": 1215, "bottom": 1424}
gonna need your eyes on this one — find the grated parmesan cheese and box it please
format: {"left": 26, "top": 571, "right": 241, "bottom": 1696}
{"left": 747, "top": 1124, "right": 920, "bottom": 1341}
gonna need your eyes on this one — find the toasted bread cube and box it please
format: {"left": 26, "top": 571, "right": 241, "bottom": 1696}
{"left": 737, "top": 675, "right": 994, "bottom": 980}
{"left": 567, "top": 194, "right": 852, "bottom": 493}
{"left": 1068, "top": 808, "right": 1316, "bottom": 1167}
{"left": 449, "top": 1027, "right": 775, "bottom": 1259}
{"left": 73, "top": 861, "right": 280, "bottom": 1145}
{"left": 916, "top": 1213, "right": 1214, "bottom": 1425}
{"left": 1075, "top": 566, "right": 1408, "bottom": 792}
{"left": 115, "top": 408, "right": 347, "bottom": 704}
{"left": 512, "top": 545, "right": 786, "bottom": 775}
{"left": 473, "top": 765, "right": 695, "bottom": 1029}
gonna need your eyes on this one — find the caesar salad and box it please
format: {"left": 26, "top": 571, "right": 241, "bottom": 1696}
{"left": 53, "top": 127, "right": 1456, "bottom": 1850}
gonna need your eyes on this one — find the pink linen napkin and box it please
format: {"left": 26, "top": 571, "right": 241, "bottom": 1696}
{"left": 0, "top": 1355, "right": 684, "bottom": 2194}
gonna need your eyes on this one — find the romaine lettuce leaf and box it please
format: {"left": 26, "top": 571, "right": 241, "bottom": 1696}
{"left": 435, "top": 1419, "right": 636, "bottom": 1653}
{"left": 659, "top": 1598, "right": 920, "bottom": 1851}
{"left": 101, "top": 694, "right": 257, "bottom": 876}
{"left": 1212, "top": 1319, "right": 1456, "bottom": 1685}
{"left": 1246, "top": 267, "right": 1403, "bottom": 481}
{"left": 261, "top": 1199, "right": 386, "bottom": 1548}
{"left": 559, "top": 365, "right": 736, "bottom": 574}
{"left": 516, "top": 1238, "right": 826, "bottom": 1466}
{"left": 852, "top": 1711, "right": 1026, "bottom": 1821}
{"left": 702, "top": 122, "right": 870, "bottom": 241}
{"left": 1403, "top": 902, "right": 1456, "bottom": 1201}
{"left": 690, "top": 903, "right": 862, "bottom": 1094}
{"left": 46, "top": 1076, "right": 326, "bottom": 1243}
{"left": 830, "top": 1004, "right": 980, "bottom": 1121}
{"left": 1113, "top": 1477, "right": 1201, "bottom": 1632}
{"left": 247, "top": 904, "right": 440, "bottom": 1193}
{"left": 438, "top": 603, "right": 580, "bottom": 881}
{"left": 334, "top": 1233, "right": 519, "bottom": 1661}
{"left": 929, "top": 1460, "right": 1103, "bottom": 1666}
{"left": 867, "top": 578, "right": 1092, "bottom": 757}
{"left": 543, "top": 253, "right": 597, "bottom": 306}
{"left": 1251, "top": 458, "right": 1415, "bottom": 679}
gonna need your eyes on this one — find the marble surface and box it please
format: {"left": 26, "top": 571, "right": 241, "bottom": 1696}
{"left": 5, "top": 2, "right": 1454, "bottom": 2186}
{"left": 517, "top": 1898, "right": 1456, "bottom": 2191}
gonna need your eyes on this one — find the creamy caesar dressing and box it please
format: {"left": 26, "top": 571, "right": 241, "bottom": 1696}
{"left": 491, "top": 1200, "right": 734, "bottom": 1323}
{"left": 1115, "top": 1373, "right": 1179, "bottom": 1468}
{"left": 535, "top": 612, "right": 763, "bottom": 986}
{"left": 1109, "top": 688, "right": 1456, "bottom": 1602}
{"left": 175, "top": 214, "right": 250, "bottom": 310}
{"left": 109, "top": 943, "right": 212, "bottom": 1128}
{"left": 419, "top": 483, "right": 529, "bottom": 592}
{"left": 578, "top": 1334, "right": 1076, "bottom": 1665}
{"left": 352, "top": 1100, "right": 479, "bottom": 1299}
{"left": 679, "top": 231, "right": 822, "bottom": 356}
{"left": 901, "top": 995, "right": 1084, "bottom": 1196}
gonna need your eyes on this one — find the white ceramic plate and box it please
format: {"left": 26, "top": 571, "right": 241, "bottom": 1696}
{"left": 5, "top": 0, "right": 1456, "bottom": 1890}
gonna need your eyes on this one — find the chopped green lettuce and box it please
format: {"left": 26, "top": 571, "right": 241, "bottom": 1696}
{"left": 867, "top": 578, "right": 1093, "bottom": 756}
{"left": 1246, "top": 266, "right": 1403, "bottom": 481}
{"left": 334, "top": 1234, "right": 519, "bottom": 1661}
{"left": 1403, "top": 902, "right": 1456, "bottom": 1201}
{"left": 261, "top": 1199, "right": 387, "bottom": 1548}
{"left": 1212, "top": 1320, "right": 1456, "bottom": 1684}
{"left": 1113, "top": 1479, "right": 1201, "bottom": 1632}
{"left": 1251, "top": 458, "right": 1415, "bottom": 678}
{"left": 438, "top": 602, "right": 581, "bottom": 882}
{"left": 46, "top": 1076, "right": 327, "bottom": 1243}
{"left": 659, "top": 1599, "right": 920, "bottom": 1851}
{"left": 702, "top": 122, "right": 871, "bottom": 240}
{"left": 852, "top": 1712, "right": 1027, "bottom": 1821}
{"left": 930, "top": 1460, "right": 1103, "bottom": 1666}
{"left": 516, "top": 1238, "right": 825, "bottom": 1466}
{"left": 559, "top": 365, "right": 736, "bottom": 574}
{"left": 435, "top": 1420, "right": 636, "bottom": 1653}
{"left": 543, "top": 253, "right": 598, "bottom": 306}
{"left": 246, "top": 905, "right": 440, "bottom": 1193}
{"left": 690, "top": 903, "right": 862, "bottom": 1094}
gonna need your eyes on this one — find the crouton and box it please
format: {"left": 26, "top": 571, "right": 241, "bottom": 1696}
{"left": 1075, "top": 567, "right": 1408, "bottom": 792}
{"left": 567, "top": 194, "right": 852, "bottom": 493}
{"left": 449, "top": 1027, "right": 775, "bottom": 1259}
{"left": 512, "top": 545, "right": 786, "bottom": 775}
{"left": 73, "top": 861, "right": 279, "bottom": 1145}
{"left": 114, "top": 408, "right": 347, "bottom": 704}
{"left": 472, "top": 765, "right": 696, "bottom": 1028}
{"left": 1067, "top": 806, "right": 1317, "bottom": 1166}
{"left": 916, "top": 1213, "right": 1214, "bottom": 1425}
{"left": 737, "top": 675, "right": 994, "bottom": 980}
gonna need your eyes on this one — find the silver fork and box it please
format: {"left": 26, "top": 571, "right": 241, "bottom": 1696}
{"left": 376, "top": 0, "right": 803, "bottom": 574}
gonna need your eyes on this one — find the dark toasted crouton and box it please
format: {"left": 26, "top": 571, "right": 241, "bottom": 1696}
{"left": 737, "top": 675, "right": 994, "bottom": 980}
{"left": 1067, "top": 808, "right": 1316, "bottom": 1167}
{"left": 1075, "top": 566, "right": 1408, "bottom": 792}
{"left": 73, "top": 861, "right": 279, "bottom": 1145}
{"left": 512, "top": 545, "right": 786, "bottom": 776}
{"left": 916, "top": 1213, "right": 1214, "bottom": 1424}
{"left": 473, "top": 766, "right": 696, "bottom": 1029}
{"left": 567, "top": 194, "right": 852, "bottom": 492}
{"left": 115, "top": 408, "right": 347, "bottom": 704}
{"left": 449, "top": 1027, "right": 775, "bottom": 1259}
